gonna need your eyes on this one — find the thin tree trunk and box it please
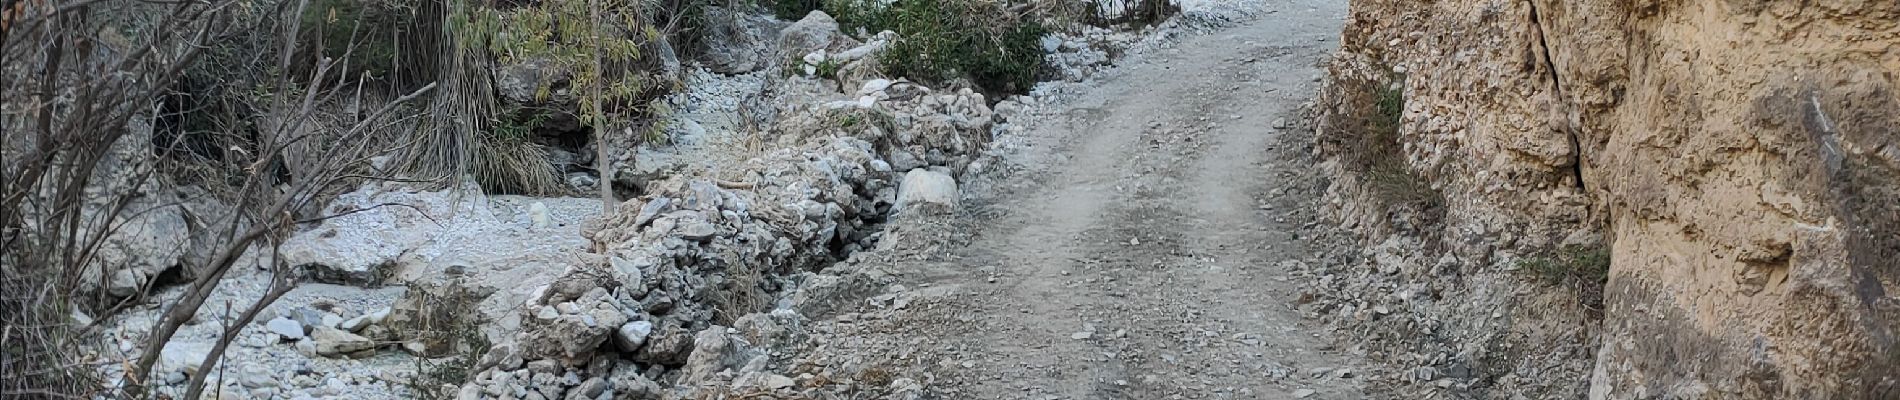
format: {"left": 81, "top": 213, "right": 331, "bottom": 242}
{"left": 591, "top": 0, "right": 614, "bottom": 214}
{"left": 598, "top": 129, "right": 614, "bottom": 213}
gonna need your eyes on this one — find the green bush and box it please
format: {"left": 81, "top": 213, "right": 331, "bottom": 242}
{"left": 300, "top": 0, "right": 403, "bottom": 78}
{"left": 397, "top": 0, "right": 672, "bottom": 196}
{"left": 824, "top": 0, "right": 1047, "bottom": 95}
{"left": 1518, "top": 244, "right": 1612, "bottom": 312}
{"left": 771, "top": 0, "right": 826, "bottom": 20}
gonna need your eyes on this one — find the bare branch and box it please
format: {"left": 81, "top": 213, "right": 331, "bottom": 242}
{"left": 180, "top": 240, "right": 293, "bottom": 400}
{"left": 294, "top": 201, "right": 444, "bottom": 227}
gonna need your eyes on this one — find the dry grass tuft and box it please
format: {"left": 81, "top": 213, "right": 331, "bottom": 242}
{"left": 473, "top": 134, "right": 563, "bottom": 196}
{"left": 1518, "top": 244, "right": 1612, "bottom": 314}
{"left": 1327, "top": 72, "right": 1444, "bottom": 211}
{"left": 394, "top": 280, "right": 493, "bottom": 399}
{"left": 707, "top": 256, "right": 771, "bottom": 326}
{"left": 0, "top": 272, "right": 104, "bottom": 398}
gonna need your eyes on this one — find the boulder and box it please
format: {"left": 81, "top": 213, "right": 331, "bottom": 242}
{"left": 654, "top": 34, "right": 683, "bottom": 77}
{"left": 280, "top": 181, "right": 599, "bottom": 287}
{"left": 615, "top": 320, "right": 654, "bottom": 352}
{"left": 157, "top": 342, "right": 211, "bottom": 378}
{"left": 294, "top": 339, "right": 318, "bottom": 358}
{"left": 287, "top": 308, "right": 325, "bottom": 333}
{"left": 674, "top": 213, "right": 719, "bottom": 241}
{"left": 833, "top": 31, "right": 895, "bottom": 63}
{"left": 609, "top": 361, "right": 662, "bottom": 398}
{"left": 888, "top": 150, "right": 924, "bottom": 172}
{"left": 33, "top": 118, "right": 207, "bottom": 299}
{"left": 515, "top": 306, "right": 627, "bottom": 364}
{"left": 456, "top": 384, "right": 483, "bottom": 400}
{"left": 338, "top": 307, "right": 388, "bottom": 332}
{"left": 311, "top": 327, "right": 376, "bottom": 357}
{"left": 632, "top": 322, "right": 694, "bottom": 366}
{"left": 528, "top": 201, "right": 552, "bottom": 229}
{"left": 777, "top": 11, "right": 859, "bottom": 62}
{"left": 84, "top": 200, "right": 190, "bottom": 297}
{"left": 681, "top": 327, "right": 758, "bottom": 384}
{"left": 493, "top": 58, "right": 582, "bottom": 133}
{"left": 763, "top": 374, "right": 795, "bottom": 390}
{"left": 894, "top": 169, "right": 958, "bottom": 215}
{"left": 789, "top": 271, "right": 882, "bottom": 319}
{"left": 858, "top": 78, "right": 894, "bottom": 96}
{"left": 696, "top": 6, "right": 785, "bottom": 74}
{"left": 478, "top": 342, "right": 526, "bottom": 372}
{"left": 266, "top": 317, "right": 306, "bottom": 340}
{"left": 608, "top": 255, "right": 650, "bottom": 294}
{"left": 236, "top": 363, "right": 277, "bottom": 388}
{"left": 567, "top": 377, "right": 608, "bottom": 400}
{"left": 277, "top": 185, "right": 468, "bottom": 286}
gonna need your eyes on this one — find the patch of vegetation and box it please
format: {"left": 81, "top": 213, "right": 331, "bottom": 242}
{"left": 0, "top": 275, "right": 99, "bottom": 396}
{"left": 405, "top": 326, "right": 490, "bottom": 400}
{"left": 824, "top": 107, "right": 898, "bottom": 134}
{"left": 1330, "top": 72, "right": 1443, "bottom": 210}
{"left": 823, "top": 0, "right": 1048, "bottom": 95}
{"left": 1372, "top": 74, "right": 1406, "bottom": 145}
{"left": 299, "top": 0, "right": 404, "bottom": 78}
{"left": 708, "top": 266, "right": 770, "bottom": 326}
{"left": 475, "top": 109, "right": 563, "bottom": 195}
{"left": 1082, "top": 0, "right": 1180, "bottom": 28}
{"left": 1031, "top": 0, "right": 1180, "bottom": 32}
{"left": 1359, "top": 74, "right": 1407, "bottom": 168}
{"left": 490, "top": 109, "right": 550, "bottom": 140}
{"left": 1518, "top": 244, "right": 1612, "bottom": 312}
{"left": 398, "top": 0, "right": 679, "bottom": 196}
{"left": 770, "top": 0, "right": 826, "bottom": 20}
{"left": 813, "top": 58, "right": 844, "bottom": 79}
{"left": 398, "top": 281, "right": 494, "bottom": 400}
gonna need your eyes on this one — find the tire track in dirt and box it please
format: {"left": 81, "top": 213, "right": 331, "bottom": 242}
{"left": 874, "top": 2, "right": 1359, "bottom": 399}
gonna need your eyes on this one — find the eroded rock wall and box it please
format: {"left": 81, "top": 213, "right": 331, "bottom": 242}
{"left": 1318, "top": 0, "right": 1898, "bottom": 398}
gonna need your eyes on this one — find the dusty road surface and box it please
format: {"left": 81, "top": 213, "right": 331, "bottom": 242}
{"left": 845, "top": 1, "right": 1366, "bottom": 399}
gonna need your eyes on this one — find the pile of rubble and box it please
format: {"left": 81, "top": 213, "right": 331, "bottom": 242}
{"left": 87, "top": 6, "right": 1072, "bottom": 400}
{"left": 446, "top": 11, "right": 998, "bottom": 400}
{"left": 1284, "top": 234, "right": 1603, "bottom": 397}
{"left": 458, "top": 115, "right": 983, "bottom": 400}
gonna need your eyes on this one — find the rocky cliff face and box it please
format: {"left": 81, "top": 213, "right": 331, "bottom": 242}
{"left": 1317, "top": 0, "right": 1898, "bottom": 398}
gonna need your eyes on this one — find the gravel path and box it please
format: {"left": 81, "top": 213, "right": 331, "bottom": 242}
{"left": 881, "top": 1, "right": 1364, "bottom": 398}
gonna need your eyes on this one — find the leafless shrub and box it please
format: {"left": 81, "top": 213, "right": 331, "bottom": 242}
{"left": 2, "top": 0, "right": 241, "bottom": 396}
{"left": 388, "top": 280, "right": 493, "bottom": 358}
{"left": 392, "top": 280, "right": 492, "bottom": 400}
{"left": 707, "top": 256, "right": 770, "bottom": 326}
{"left": 1, "top": 0, "right": 434, "bottom": 398}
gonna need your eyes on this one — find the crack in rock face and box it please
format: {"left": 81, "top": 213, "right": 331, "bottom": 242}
{"left": 1315, "top": 0, "right": 1900, "bottom": 398}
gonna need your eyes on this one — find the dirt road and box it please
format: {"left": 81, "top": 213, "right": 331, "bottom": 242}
{"left": 863, "top": 2, "right": 1363, "bottom": 399}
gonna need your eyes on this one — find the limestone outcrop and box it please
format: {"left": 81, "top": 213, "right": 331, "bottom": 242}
{"left": 1316, "top": 1, "right": 1898, "bottom": 398}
